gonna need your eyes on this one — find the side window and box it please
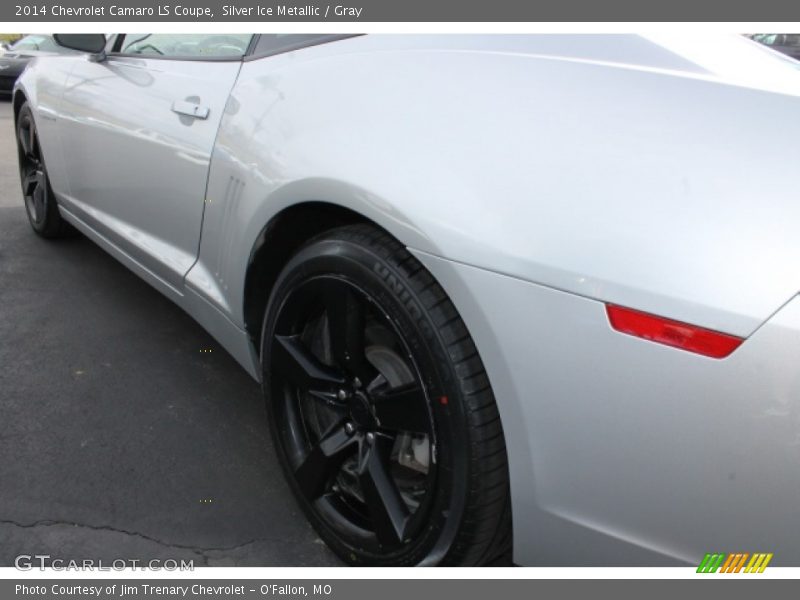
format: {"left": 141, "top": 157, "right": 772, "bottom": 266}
{"left": 13, "top": 35, "right": 55, "bottom": 51}
{"left": 36, "top": 37, "right": 61, "bottom": 52}
{"left": 118, "top": 34, "right": 253, "bottom": 58}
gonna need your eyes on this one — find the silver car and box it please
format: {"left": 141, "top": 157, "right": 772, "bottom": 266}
{"left": 14, "top": 33, "right": 800, "bottom": 567}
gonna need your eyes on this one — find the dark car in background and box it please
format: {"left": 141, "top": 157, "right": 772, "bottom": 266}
{"left": 0, "top": 34, "right": 78, "bottom": 95}
{"left": 750, "top": 33, "right": 800, "bottom": 60}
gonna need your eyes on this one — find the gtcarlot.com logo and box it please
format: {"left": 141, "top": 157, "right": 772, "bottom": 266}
{"left": 14, "top": 555, "right": 194, "bottom": 571}
{"left": 696, "top": 552, "right": 773, "bottom": 573}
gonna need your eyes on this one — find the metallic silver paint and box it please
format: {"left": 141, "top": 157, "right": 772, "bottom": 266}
{"left": 57, "top": 56, "right": 241, "bottom": 289}
{"left": 16, "top": 33, "right": 800, "bottom": 565}
{"left": 417, "top": 250, "right": 800, "bottom": 565}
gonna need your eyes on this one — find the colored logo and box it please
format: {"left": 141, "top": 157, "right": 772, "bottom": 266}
{"left": 697, "top": 553, "right": 773, "bottom": 573}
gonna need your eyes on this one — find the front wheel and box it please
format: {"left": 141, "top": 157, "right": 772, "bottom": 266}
{"left": 16, "top": 102, "right": 73, "bottom": 238}
{"left": 261, "top": 224, "right": 511, "bottom": 566}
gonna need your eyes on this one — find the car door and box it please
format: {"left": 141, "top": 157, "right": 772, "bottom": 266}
{"left": 56, "top": 33, "right": 252, "bottom": 291}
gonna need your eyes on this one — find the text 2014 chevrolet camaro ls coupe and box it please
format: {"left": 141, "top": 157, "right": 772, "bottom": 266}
{"left": 14, "top": 33, "right": 800, "bottom": 566}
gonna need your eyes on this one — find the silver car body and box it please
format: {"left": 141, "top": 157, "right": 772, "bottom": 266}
{"left": 15, "top": 33, "right": 800, "bottom": 565}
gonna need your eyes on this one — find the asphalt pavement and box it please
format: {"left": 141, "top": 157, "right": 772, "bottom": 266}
{"left": 0, "top": 99, "right": 340, "bottom": 567}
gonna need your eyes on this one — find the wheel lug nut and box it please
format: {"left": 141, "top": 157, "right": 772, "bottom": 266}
{"left": 344, "top": 423, "right": 355, "bottom": 435}
{"left": 365, "top": 432, "right": 375, "bottom": 444}
{"left": 353, "top": 377, "right": 362, "bottom": 389}
{"left": 337, "top": 389, "right": 347, "bottom": 401}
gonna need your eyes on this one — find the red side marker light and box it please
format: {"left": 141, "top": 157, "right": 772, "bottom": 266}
{"left": 605, "top": 304, "right": 743, "bottom": 359}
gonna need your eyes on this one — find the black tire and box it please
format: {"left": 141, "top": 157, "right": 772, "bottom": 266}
{"left": 261, "top": 224, "right": 511, "bottom": 566}
{"left": 16, "top": 102, "right": 73, "bottom": 238}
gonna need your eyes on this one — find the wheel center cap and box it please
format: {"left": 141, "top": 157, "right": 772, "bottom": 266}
{"left": 349, "top": 391, "right": 373, "bottom": 429}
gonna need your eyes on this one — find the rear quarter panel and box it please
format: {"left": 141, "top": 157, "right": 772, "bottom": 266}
{"left": 193, "top": 34, "right": 800, "bottom": 339}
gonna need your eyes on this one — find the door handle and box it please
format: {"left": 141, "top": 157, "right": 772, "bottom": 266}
{"left": 171, "top": 100, "right": 210, "bottom": 120}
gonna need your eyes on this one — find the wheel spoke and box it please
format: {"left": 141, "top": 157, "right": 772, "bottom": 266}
{"left": 32, "top": 181, "right": 46, "bottom": 220}
{"left": 23, "top": 171, "right": 39, "bottom": 196}
{"left": 372, "top": 383, "right": 432, "bottom": 435}
{"left": 322, "top": 283, "right": 373, "bottom": 381}
{"left": 20, "top": 121, "right": 37, "bottom": 161}
{"left": 358, "top": 435, "right": 410, "bottom": 545}
{"left": 28, "top": 122, "right": 37, "bottom": 160}
{"left": 273, "top": 334, "right": 346, "bottom": 397}
{"left": 295, "top": 421, "right": 357, "bottom": 501}
{"left": 19, "top": 124, "right": 32, "bottom": 158}
{"left": 19, "top": 127, "right": 29, "bottom": 156}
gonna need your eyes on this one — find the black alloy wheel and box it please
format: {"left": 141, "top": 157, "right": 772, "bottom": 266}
{"left": 262, "top": 224, "right": 511, "bottom": 566}
{"left": 16, "top": 102, "right": 72, "bottom": 238}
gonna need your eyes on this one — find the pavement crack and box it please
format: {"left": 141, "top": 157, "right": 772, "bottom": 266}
{"left": 0, "top": 518, "right": 269, "bottom": 564}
